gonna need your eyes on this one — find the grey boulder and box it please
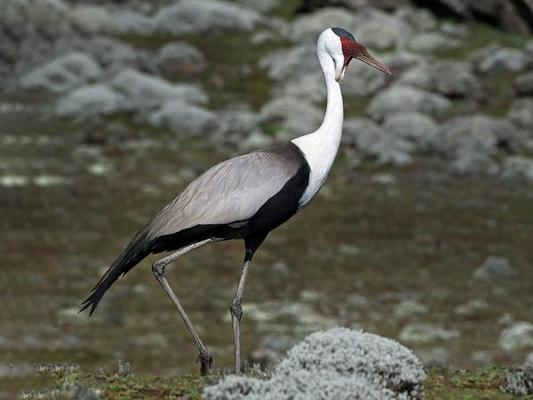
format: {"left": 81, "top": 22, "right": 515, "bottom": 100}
{"left": 20, "top": 52, "right": 102, "bottom": 93}
{"left": 56, "top": 84, "right": 126, "bottom": 118}
{"left": 155, "top": 0, "right": 262, "bottom": 36}
{"left": 368, "top": 86, "right": 451, "bottom": 120}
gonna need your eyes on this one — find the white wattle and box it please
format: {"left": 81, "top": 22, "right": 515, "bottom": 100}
{"left": 291, "top": 32, "right": 344, "bottom": 209}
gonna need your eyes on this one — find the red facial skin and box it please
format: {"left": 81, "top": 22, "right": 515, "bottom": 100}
{"left": 339, "top": 37, "right": 392, "bottom": 76}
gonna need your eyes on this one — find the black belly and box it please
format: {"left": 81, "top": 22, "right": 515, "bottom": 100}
{"left": 151, "top": 158, "right": 311, "bottom": 258}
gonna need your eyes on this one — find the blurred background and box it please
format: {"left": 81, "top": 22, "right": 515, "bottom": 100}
{"left": 1, "top": 0, "right": 533, "bottom": 397}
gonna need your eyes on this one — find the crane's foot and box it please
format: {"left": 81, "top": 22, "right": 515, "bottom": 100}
{"left": 198, "top": 352, "right": 213, "bottom": 376}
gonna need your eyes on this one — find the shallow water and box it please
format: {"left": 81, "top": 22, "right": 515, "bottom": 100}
{"left": 1, "top": 105, "right": 533, "bottom": 397}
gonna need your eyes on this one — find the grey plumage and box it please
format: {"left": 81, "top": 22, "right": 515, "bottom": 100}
{"left": 146, "top": 147, "right": 302, "bottom": 239}
{"left": 81, "top": 144, "right": 304, "bottom": 315}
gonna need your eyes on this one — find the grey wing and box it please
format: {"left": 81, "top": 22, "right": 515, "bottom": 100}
{"left": 146, "top": 149, "right": 301, "bottom": 238}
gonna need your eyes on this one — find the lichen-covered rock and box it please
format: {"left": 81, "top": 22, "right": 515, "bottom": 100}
{"left": 289, "top": 8, "right": 360, "bottom": 43}
{"left": 472, "top": 45, "right": 531, "bottom": 73}
{"left": 368, "top": 86, "right": 451, "bottom": 120}
{"left": 502, "top": 156, "right": 533, "bottom": 182}
{"left": 148, "top": 101, "right": 217, "bottom": 137}
{"left": 260, "top": 45, "right": 317, "bottom": 81}
{"left": 399, "top": 323, "right": 460, "bottom": 344}
{"left": 111, "top": 69, "right": 208, "bottom": 110}
{"left": 382, "top": 112, "right": 439, "bottom": 150}
{"left": 503, "top": 364, "right": 533, "bottom": 396}
{"left": 473, "top": 256, "right": 515, "bottom": 280}
{"left": 407, "top": 32, "right": 460, "bottom": 52}
{"left": 158, "top": 42, "right": 206, "bottom": 76}
{"left": 56, "top": 84, "right": 126, "bottom": 118}
{"left": 20, "top": 52, "right": 102, "bottom": 93}
{"left": 508, "top": 99, "right": 533, "bottom": 132}
{"left": 514, "top": 71, "right": 533, "bottom": 96}
{"left": 499, "top": 322, "right": 533, "bottom": 352}
{"left": 260, "top": 97, "right": 322, "bottom": 137}
{"left": 400, "top": 61, "right": 480, "bottom": 98}
{"left": 204, "top": 328, "right": 425, "bottom": 400}
{"left": 155, "top": 0, "right": 262, "bottom": 36}
{"left": 277, "top": 328, "right": 425, "bottom": 398}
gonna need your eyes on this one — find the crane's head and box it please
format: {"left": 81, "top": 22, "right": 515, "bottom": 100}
{"left": 319, "top": 27, "right": 392, "bottom": 82}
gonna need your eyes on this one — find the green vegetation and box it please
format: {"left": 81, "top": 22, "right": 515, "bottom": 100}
{"left": 26, "top": 366, "right": 533, "bottom": 399}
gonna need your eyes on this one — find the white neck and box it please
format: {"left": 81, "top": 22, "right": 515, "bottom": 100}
{"left": 291, "top": 50, "right": 344, "bottom": 208}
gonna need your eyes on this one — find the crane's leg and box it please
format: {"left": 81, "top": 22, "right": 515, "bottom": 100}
{"left": 229, "top": 259, "right": 251, "bottom": 374}
{"left": 152, "top": 238, "right": 213, "bottom": 375}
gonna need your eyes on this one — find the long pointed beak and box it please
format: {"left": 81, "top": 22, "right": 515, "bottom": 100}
{"left": 355, "top": 48, "right": 392, "bottom": 76}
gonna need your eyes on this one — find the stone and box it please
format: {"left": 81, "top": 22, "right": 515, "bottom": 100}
{"left": 56, "top": 84, "right": 126, "bottom": 118}
{"left": 473, "top": 256, "right": 515, "bottom": 280}
{"left": 260, "top": 97, "right": 323, "bottom": 137}
{"left": 508, "top": 99, "right": 533, "bottom": 132}
{"left": 158, "top": 42, "right": 206, "bottom": 76}
{"left": 395, "top": 6, "right": 438, "bottom": 33}
{"left": 454, "top": 299, "right": 489, "bottom": 318}
{"left": 399, "top": 323, "right": 460, "bottom": 344}
{"left": 368, "top": 86, "right": 451, "bottom": 120}
{"left": 515, "top": 72, "right": 533, "bottom": 96}
{"left": 499, "top": 322, "right": 533, "bottom": 352}
{"left": 473, "top": 45, "right": 530, "bottom": 73}
{"left": 436, "top": 115, "right": 521, "bottom": 158}
{"left": 155, "top": 0, "right": 262, "bottom": 36}
{"left": 148, "top": 102, "right": 217, "bottom": 137}
{"left": 251, "top": 335, "right": 298, "bottom": 367}
{"left": 408, "top": 32, "right": 460, "bottom": 53}
{"left": 260, "top": 44, "right": 317, "bottom": 81}
{"left": 205, "top": 328, "right": 425, "bottom": 399}
{"left": 503, "top": 364, "right": 533, "bottom": 396}
{"left": 20, "top": 52, "right": 102, "bottom": 93}
{"left": 289, "top": 8, "right": 361, "bottom": 43}
{"left": 111, "top": 69, "right": 208, "bottom": 110}
{"left": 393, "top": 300, "right": 429, "bottom": 319}
{"left": 502, "top": 156, "right": 533, "bottom": 182}
{"left": 382, "top": 112, "right": 439, "bottom": 150}
{"left": 343, "top": 60, "right": 389, "bottom": 97}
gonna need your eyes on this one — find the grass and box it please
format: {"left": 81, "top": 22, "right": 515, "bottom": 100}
{"left": 24, "top": 366, "right": 533, "bottom": 399}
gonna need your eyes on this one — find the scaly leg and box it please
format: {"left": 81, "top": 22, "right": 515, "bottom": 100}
{"left": 152, "top": 239, "right": 213, "bottom": 375}
{"left": 229, "top": 259, "right": 251, "bottom": 374}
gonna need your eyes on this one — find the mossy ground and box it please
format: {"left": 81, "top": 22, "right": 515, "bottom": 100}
{"left": 25, "top": 367, "right": 532, "bottom": 399}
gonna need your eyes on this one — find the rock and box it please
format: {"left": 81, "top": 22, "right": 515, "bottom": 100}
{"left": 515, "top": 72, "right": 533, "bottom": 96}
{"left": 395, "top": 6, "right": 438, "bottom": 32}
{"left": 236, "top": 0, "right": 280, "bottom": 12}
{"left": 401, "top": 61, "right": 480, "bottom": 98}
{"left": 454, "top": 299, "right": 489, "bottom": 318}
{"left": 472, "top": 45, "right": 530, "bottom": 73}
{"left": 111, "top": 69, "right": 208, "bottom": 111}
{"left": 502, "top": 156, "right": 533, "bottom": 182}
{"left": 155, "top": 0, "right": 262, "bottom": 36}
{"left": 382, "top": 52, "right": 425, "bottom": 73}
{"left": 393, "top": 300, "right": 429, "bottom": 319}
{"left": 407, "top": 32, "right": 460, "bottom": 53}
{"left": 56, "top": 84, "right": 126, "bottom": 118}
{"left": 508, "top": 98, "right": 533, "bottom": 131}
{"left": 70, "top": 6, "right": 155, "bottom": 36}
{"left": 503, "top": 364, "right": 533, "bottom": 396}
{"left": 354, "top": 9, "right": 413, "bottom": 50}
{"left": 205, "top": 327, "right": 425, "bottom": 400}
{"left": 343, "top": 117, "right": 385, "bottom": 146}
{"left": 436, "top": 115, "right": 522, "bottom": 159}
{"left": 289, "top": 8, "right": 361, "bottom": 43}
{"left": 417, "top": 347, "right": 450, "bottom": 366}
{"left": 260, "top": 44, "right": 317, "bottom": 81}
{"left": 368, "top": 86, "right": 451, "bottom": 120}
{"left": 499, "top": 322, "right": 533, "bottom": 352}
{"left": 343, "top": 117, "right": 413, "bottom": 165}
{"left": 473, "top": 256, "right": 515, "bottom": 280}
{"left": 20, "top": 52, "right": 102, "bottom": 93}
{"left": 449, "top": 153, "right": 500, "bottom": 176}
{"left": 158, "top": 42, "right": 206, "bottom": 77}
{"left": 343, "top": 60, "right": 389, "bottom": 97}
{"left": 399, "top": 323, "right": 460, "bottom": 344}
{"left": 260, "top": 97, "right": 323, "bottom": 137}
{"left": 148, "top": 101, "right": 217, "bottom": 137}
{"left": 382, "top": 112, "right": 439, "bottom": 150}
{"left": 251, "top": 335, "right": 298, "bottom": 367}
{"left": 215, "top": 108, "right": 261, "bottom": 143}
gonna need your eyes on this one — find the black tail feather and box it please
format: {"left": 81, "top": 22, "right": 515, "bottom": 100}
{"left": 80, "top": 232, "right": 152, "bottom": 316}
